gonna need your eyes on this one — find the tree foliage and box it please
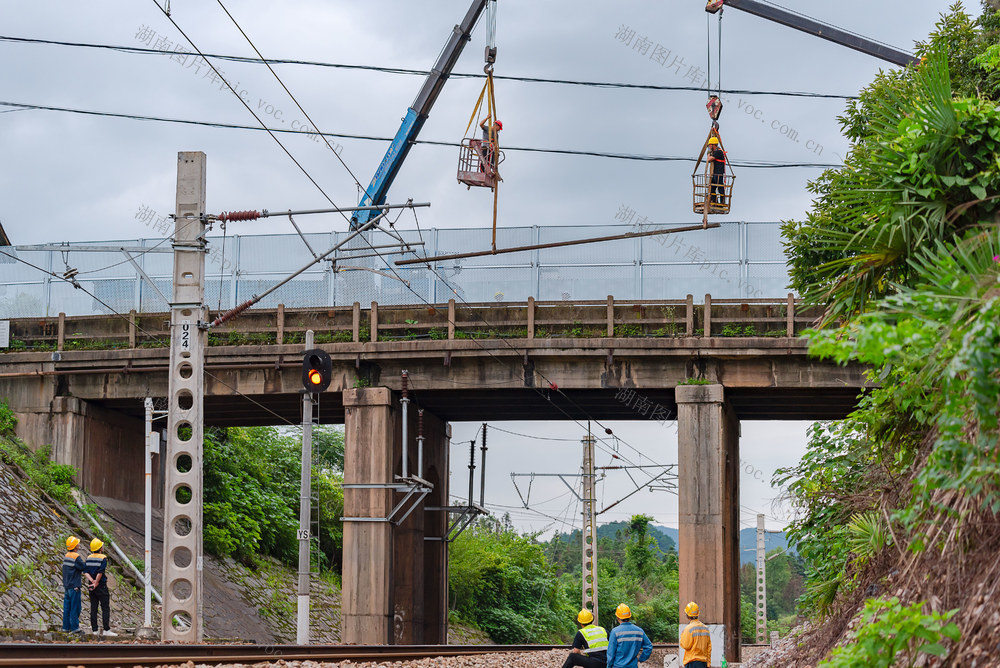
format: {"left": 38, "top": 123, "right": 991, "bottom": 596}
{"left": 777, "top": 3, "right": 1000, "bottom": 662}
{"left": 783, "top": 3, "right": 1000, "bottom": 323}
{"left": 202, "top": 427, "right": 344, "bottom": 570}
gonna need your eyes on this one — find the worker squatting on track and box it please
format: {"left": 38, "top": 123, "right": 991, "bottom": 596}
{"left": 562, "top": 609, "right": 609, "bottom": 668}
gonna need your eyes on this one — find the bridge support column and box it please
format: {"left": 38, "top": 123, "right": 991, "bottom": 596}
{"left": 676, "top": 384, "right": 740, "bottom": 664}
{"left": 342, "top": 387, "right": 450, "bottom": 645}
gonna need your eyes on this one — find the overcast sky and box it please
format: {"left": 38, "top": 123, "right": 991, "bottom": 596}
{"left": 0, "top": 0, "right": 971, "bottom": 535}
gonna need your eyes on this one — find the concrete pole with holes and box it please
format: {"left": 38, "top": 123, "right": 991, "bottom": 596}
{"left": 161, "top": 151, "right": 207, "bottom": 642}
{"left": 756, "top": 514, "right": 767, "bottom": 644}
{"left": 581, "top": 433, "right": 598, "bottom": 622}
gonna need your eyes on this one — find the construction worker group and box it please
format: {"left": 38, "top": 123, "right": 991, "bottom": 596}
{"left": 62, "top": 535, "right": 117, "bottom": 636}
{"left": 563, "top": 600, "right": 711, "bottom": 668}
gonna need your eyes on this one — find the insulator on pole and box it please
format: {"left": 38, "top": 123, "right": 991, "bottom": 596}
{"left": 210, "top": 298, "right": 255, "bottom": 327}
{"left": 217, "top": 209, "right": 265, "bottom": 222}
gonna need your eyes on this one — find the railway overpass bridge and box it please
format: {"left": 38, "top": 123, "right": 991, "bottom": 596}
{"left": 0, "top": 297, "right": 867, "bottom": 660}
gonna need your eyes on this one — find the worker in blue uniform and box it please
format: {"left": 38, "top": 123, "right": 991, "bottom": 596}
{"left": 605, "top": 604, "right": 653, "bottom": 668}
{"left": 62, "top": 536, "right": 87, "bottom": 633}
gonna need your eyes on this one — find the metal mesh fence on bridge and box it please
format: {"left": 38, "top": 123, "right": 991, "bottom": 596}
{"left": 0, "top": 221, "right": 789, "bottom": 318}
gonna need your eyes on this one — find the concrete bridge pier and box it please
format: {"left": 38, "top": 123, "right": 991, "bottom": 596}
{"left": 676, "top": 384, "right": 740, "bottom": 664}
{"left": 5, "top": 376, "right": 149, "bottom": 505}
{"left": 341, "top": 387, "right": 450, "bottom": 645}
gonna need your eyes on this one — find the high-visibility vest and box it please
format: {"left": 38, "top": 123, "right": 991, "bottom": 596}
{"left": 581, "top": 624, "right": 610, "bottom": 652}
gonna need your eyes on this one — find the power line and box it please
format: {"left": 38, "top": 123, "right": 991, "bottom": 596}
{"left": 210, "top": 0, "right": 366, "bottom": 194}
{"left": 0, "top": 100, "right": 841, "bottom": 169}
{"left": 0, "top": 35, "right": 859, "bottom": 100}
{"left": 148, "top": 0, "right": 345, "bottom": 213}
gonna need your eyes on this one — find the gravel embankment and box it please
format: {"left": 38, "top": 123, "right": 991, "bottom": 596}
{"left": 67, "top": 650, "right": 573, "bottom": 668}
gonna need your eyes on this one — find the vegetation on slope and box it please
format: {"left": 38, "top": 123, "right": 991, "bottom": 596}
{"left": 777, "top": 3, "right": 1000, "bottom": 664}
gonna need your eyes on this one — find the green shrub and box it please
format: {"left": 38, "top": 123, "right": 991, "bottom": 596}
{"left": 819, "top": 597, "right": 960, "bottom": 668}
{"left": 0, "top": 401, "right": 17, "bottom": 437}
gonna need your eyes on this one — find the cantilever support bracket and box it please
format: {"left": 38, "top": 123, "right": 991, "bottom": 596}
{"left": 424, "top": 502, "right": 489, "bottom": 542}
{"left": 342, "top": 476, "right": 433, "bottom": 527}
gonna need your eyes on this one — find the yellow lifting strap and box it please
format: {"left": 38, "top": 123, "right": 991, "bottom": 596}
{"left": 464, "top": 70, "right": 501, "bottom": 252}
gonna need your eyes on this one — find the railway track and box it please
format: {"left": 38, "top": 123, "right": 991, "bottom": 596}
{"left": 0, "top": 642, "right": 679, "bottom": 668}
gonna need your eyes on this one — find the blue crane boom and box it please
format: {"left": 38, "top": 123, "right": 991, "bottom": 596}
{"left": 352, "top": 0, "right": 491, "bottom": 228}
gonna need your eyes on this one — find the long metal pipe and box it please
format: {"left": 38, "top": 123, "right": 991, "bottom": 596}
{"left": 143, "top": 398, "right": 153, "bottom": 630}
{"left": 417, "top": 409, "right": 425, "bottom": 480}
{"left": 479, "top": 423, "right": 487, "bottom": 507}
{"left": 401, "top": 371, "right": 410, "bottom": 479}
{"left": 395, "top": 223, "right": 722, "bottom": 265}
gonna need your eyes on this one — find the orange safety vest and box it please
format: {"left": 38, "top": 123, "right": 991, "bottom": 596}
{"left": 680, "top": 619, "right": 712, "bottom": 664}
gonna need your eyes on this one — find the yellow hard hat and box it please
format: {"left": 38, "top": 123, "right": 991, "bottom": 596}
{"left": 615, "top": 603, "right": 632, "bottom": 620}
{"left": 577, "top": 609, "right": 594, "bottom": 624}
{"left": 708, "top": 137, "right": 720, "bottom": 145}
{"left": 685, "top": 601, "right": 700, "bottom": 618}
{"left": 90, "top": 538, "right": 104, "bottom": 552}
{"left": 66, "top": 536, "right": 80, "bottom": 550}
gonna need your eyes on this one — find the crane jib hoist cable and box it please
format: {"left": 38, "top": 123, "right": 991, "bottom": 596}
{"left": 456, "top": 0, "right": 503, "bottom": 252}
{"left": 692, "top": 6, "right": 734, "bottom": 222}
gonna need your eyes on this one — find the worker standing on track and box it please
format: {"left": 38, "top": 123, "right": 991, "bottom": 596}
{"left": 707, "top": 137, "right": 726, "bottom": 206}
{"left": 61, "top": 536, "right": 88, "bottom": 634}
{"left": 561, "top": 609, "right": 609, "bottom": 668}
{"left": 679, "top": 601, "right": 712, "bottom": 668}
{"left": 605, "top": 604, "right": 653, "bottom": 668}
{"left": 85, "top": 538, "right": 117, "bottom": 637}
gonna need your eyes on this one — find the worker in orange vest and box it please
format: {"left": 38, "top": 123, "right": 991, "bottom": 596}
{"left": 679, "top": 601, "right": 711, "bottom": 668}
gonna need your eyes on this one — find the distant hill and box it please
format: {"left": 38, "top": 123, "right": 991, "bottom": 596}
{"left": 554, "top": 522, "right": 791, "bottom": 566}
{"left": 651, "top": 525, "right": 791, "bottom": 566}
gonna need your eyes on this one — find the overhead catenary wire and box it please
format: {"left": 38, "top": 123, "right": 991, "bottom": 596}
{"left": 0, "top": 35, "right": 860, "bottom": 100}
{"left": 0, "top": 100, "right": 842, "bottom": 169}
{"left": 211, "top": 0, "right": 367, "bottom": 194}
{"left": 148, "top": 0, "right": 345, "bottom": 214}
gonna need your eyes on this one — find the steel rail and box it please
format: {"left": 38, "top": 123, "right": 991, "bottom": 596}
{"left": 0, "top": 643, "right": 679, "bottom": 667}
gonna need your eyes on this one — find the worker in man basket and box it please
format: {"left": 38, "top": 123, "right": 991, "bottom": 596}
{"left": 605, "top": 604, "right": 653, "bottom": 668}
{"left": 478, "top": 116, "right": 502, "bottom": 172}
{"left": 85, "top": 538, "right": 117, "bottom": 636}
{"left": 562, "top": 609, "right": 610, "bottom": 668}
{"left": 679, "top": 601, "right": 712, "bottom": 668}
{"left": 707, "top": 136, "right": 726, "bottom": 206}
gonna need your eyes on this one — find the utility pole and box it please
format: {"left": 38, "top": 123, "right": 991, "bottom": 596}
{"left": 582, "top": 431, "right": 598, "bottom": 622}
{"left": 297, "top": 330, "right": 316, "bottom": 645}
{"left": 756, "top": 514, "right": 767, "bottom": 644}
{"left": 140, "top": 398, "right": 165, "bottom": 637}
{"left": 162, "top": 152, "right": 207, "bottom": 642}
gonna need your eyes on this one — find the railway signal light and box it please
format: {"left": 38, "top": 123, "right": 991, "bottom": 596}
{"left": 302, "top": 349, "right": 332, "bottom": 393}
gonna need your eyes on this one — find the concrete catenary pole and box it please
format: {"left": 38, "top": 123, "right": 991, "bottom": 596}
{"left": 161, "top": 152, "right": 207, "bottom": 642}
{"left": 297, "top": 330, "right": 316, "bottom": 645}
{"left": 756, "top": 514, "right": 767, "bottom": 644}
{"left": 581, "top": 432, "right": 598, "bottom": 622}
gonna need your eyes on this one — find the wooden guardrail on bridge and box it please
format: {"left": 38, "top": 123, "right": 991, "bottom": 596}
{"left": 1, "top": 295, "right": 823, "bottom": 352}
